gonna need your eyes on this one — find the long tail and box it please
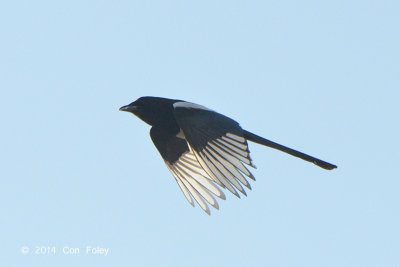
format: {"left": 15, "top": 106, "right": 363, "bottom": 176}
{"left": 243, "top": 130, "right": 337, "bottom": 170}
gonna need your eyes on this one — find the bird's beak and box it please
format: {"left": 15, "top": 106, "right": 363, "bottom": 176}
{"left": 119, "top": 105, "right": 138, "bottom": 112}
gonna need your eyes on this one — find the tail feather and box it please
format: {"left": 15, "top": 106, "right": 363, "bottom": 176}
{"left": 243, "top": 130, "right": 337, "bottom": 170}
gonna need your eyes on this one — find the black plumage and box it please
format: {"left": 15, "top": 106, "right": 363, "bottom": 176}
{"left": 120, "top": 96, "right": 336, "bottom": 214}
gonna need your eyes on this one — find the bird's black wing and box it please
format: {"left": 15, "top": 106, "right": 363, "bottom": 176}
{"left": 150, "top": 126, "right": 225, "bottom": 215}
{"left": 173, "top": 102, "right": 256, "bottom": 198}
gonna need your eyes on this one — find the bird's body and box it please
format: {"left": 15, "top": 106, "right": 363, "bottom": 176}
{"left": 120, "top": 96, "right": 336, "bottom": 214}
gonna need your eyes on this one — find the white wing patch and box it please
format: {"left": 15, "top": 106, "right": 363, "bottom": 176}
{"left": 173, "top": 101, "right": 214, "bottom": 111}
{"left": 165, "top": 147, "right": 226, "bottom": 215}
{"left": 164, "top": 132, "right": 256, "bottom": 215}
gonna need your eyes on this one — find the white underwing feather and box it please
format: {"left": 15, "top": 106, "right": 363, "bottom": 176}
{"left": 226, "top": 133, "right": 246, "bottom": 143}
{"left": 221, "top": 135, "right": 248, "bottom": 150}
{"left": 173, "top": 165, "right": 218, "bottom": 209}
{"left": 179, "top": 156, "right": 209, "bottom": 178}
{"left": 175, "top": 161, "right": 225, "bottom": 199}
{"left": 215, "top": 138, "right": 249, "bottom": 158}
{"left": 205, "top": 145, "right": 251, "bottom": 189}
{"left": 213, "top": 139, "right": 251, "bottom": 165}
{"left": 202, "top": 149, "right": 246, "bottom": 195}
{"left": 178, "top": 173, "right": 210, "bottom": 215}
{"left": 167, "top": 165, "right": 194, "bottom": 207}
{"left": 164, "top": 106, "right": 259, "bottom": 213}
{"left": 195, "top": 149, "right": 240, "bottom": 197}
{"left": 208, "top": 142, "right": 252, "bottom": 176}
{"left": 187, "top": 146, "right": 226, "bottom": 188}
{"left": 163, "top": 147, "right": 232, "bottom": 214}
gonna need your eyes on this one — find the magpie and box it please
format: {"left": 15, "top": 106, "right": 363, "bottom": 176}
{"left": 120, "top": 96, "right": 337, "bottom": 214}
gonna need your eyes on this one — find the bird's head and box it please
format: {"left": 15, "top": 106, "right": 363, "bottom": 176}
{"left": 119, "top": 96, "right": 179, "bottom": 127}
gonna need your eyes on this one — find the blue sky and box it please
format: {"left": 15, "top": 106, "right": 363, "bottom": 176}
{"left": 1, "top": 0, "right": 399, "bottom": 266}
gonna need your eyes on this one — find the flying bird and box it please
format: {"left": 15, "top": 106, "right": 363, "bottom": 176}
{"left": 120, "top": 96, "right": 336, "bottom": 214}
